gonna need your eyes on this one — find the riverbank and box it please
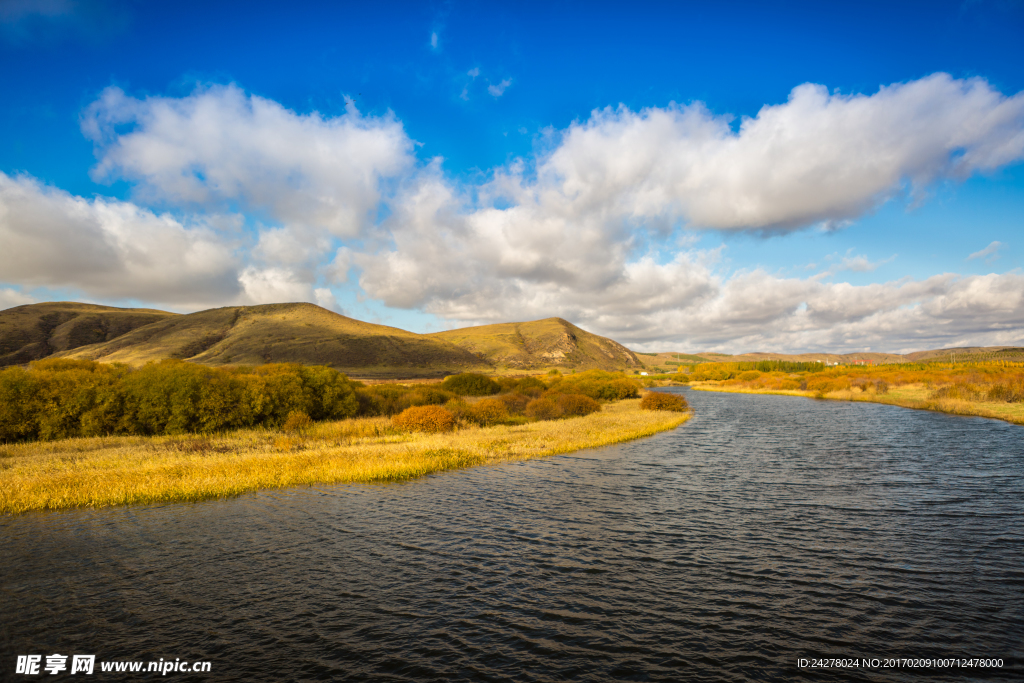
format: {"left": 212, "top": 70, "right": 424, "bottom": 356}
{"left": 688, "top": 381, "right": 1024, "bottom": 425}
{"left": 0, "top": 399, "right": 689, "bottom": 514}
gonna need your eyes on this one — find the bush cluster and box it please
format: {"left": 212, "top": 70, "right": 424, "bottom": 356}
{"left": 0, "top": 359, "right": 360, "bottom": 442}
{"left": 392, "top": 405, "right": 456, "bottom": 433}
{"left": 440, "top": 373, "right": 501, "bottom": 396}
{"left": 545, "top": 369, "right": 640, "bottom": 401}
{"left": 639, "top": 392, "right": 689, "bottom": 412}
{"left": 0, "top": 363, "right": 644, "bottom": 443}
{"left": 525, "top": 393, "right": 601, "bottom": 420}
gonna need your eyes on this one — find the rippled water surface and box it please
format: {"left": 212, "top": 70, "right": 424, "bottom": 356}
{"left": 3, "top": 389, "right": 1023, "bottom": 681}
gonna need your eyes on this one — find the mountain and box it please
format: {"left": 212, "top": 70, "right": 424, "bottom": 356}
{"left": 0, "top": 302, "right": 175, "bottom": 368}
{"left": 57, "top": 302, "right": 489, "bottom": 377}
{"left": 430, "top": 318, "right": 644, "bottom": 371}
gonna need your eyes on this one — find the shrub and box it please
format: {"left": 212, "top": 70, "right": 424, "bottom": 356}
{"left": 931, "top": 383, "right": 983, "bottom": 401}
{"left": 497, "top": 392, "right": 530, "bottom": 415}
{"left": 408, "top": 386, "right": 456, "bottom": 406}
{"left": 282, "top": 410, "right": 313, "bottom": 433}
{"left": 514, "top": 377, "right": 547, "bottom": 397}
{"left": 525, "top": 397, "right": 564, "bottom": 421}
{"left": 441, "top": 373, "right": 501, "bottom": 396}
{"left": 392, "top": 405, "right": 455, "bottom": 433}
{"left": 737, "top": 371, "right": 761, "bottom": 382}
{"left": 356, "top": 384, "right": 412, "bottom": 416}
{"left": 546, "top": 370, "right": 640, "bottom": 401}
{"left": 547, "top": 369, "right": 561, "bottom": 376}
{"left": 806, "top": 376, "right": 850, "bottom": 397}
{"left": 640, "top": 392, "right": 688, "bottom": 412}
{"left": 465, "top": 398, "right": 510, "bottom": 426}
{"left": 986, "top": 381, "right": 1024, "bottom": 403}
{"left": 557, "top": 393, "right": 601, "bottom": 417}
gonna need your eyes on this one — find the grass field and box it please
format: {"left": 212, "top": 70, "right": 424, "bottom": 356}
{"left": 0, "top": 399, "right": 689, "bottom": 514}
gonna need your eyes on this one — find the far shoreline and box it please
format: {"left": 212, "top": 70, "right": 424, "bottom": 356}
{"left": 688, "top": 382, "right": 1024, "bottom": 426}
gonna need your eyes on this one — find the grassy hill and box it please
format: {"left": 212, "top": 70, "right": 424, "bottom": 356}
{"left": 57, "top": 302, "right": 490, "bottom": 377}
{"left": 0, "top": 302, "right": 175, "bottom": 368}
{"left": 430, "top": 318, "right": 644, "bottom": 372}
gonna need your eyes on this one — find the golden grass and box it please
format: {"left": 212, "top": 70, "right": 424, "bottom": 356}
{"left": 0, "top": 399, "right": 689, "bottom": 514}
{"left": 689, "top": 381, "right": 1024, "bottom": 425}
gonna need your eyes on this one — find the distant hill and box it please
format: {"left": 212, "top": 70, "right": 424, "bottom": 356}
{"left": 0, "top": 302, "right": 175, "bottom": 368}
{"left": 430, "top": 318, "right": 644, "bottom": 371}
{"left": 57, "top": 302, "right": 490, "bottom": 377}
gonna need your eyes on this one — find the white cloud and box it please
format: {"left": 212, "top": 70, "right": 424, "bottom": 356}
{"left": 467, "top": 67, "right": 480, "bottom": 78}
{"left": 0, "top": 172, "right": 243, "bottom": 308}
{"left": 8, "top": 74, "right": 1024, "bottom": 352}
{"left": 344, "top": 73, "right": 1024, "bottom": 351}
{"left": 518, "top": 73, "right": 1024, "bottom": 233}
{"left": 82, "top": 84, "right": 415, "bottom": 238}
{"left": 429, "top": 31, "right": 438, "bottom": 49}
{"left": 0, "top": 286, "right": 36, "bottom": 310}
{"left": 967, "top": 240, "right": 1003, "bottom": 263}
{"left": 487, "top": 78, "right": 512, "bottom": 97}
{"left": 313, "top": 287, "right": 342, "bottom": 313}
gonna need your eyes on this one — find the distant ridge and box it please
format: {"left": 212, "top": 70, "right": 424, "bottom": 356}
{"left": 430, "top": 318, "right": 644, "bottom": 371}
{"left": 0, "top": 302, "right": 175, "bottom": 368}
{"left": 56, "top": 303, "right": 489, "bottom": 378}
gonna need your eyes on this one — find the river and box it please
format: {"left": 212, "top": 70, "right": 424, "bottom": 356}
{"left": 2, "top": 389, "right": 1022, "bottom": 681}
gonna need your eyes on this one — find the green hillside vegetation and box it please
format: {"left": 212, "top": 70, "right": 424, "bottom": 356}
{"left": 0, "top": 302, "right": 174, "bottom": 368}
{"left": 57, "top": 303, "right": 489, "bottom": 377}
{"left": 431, "top": 317, "right": 643, "bottom": 371}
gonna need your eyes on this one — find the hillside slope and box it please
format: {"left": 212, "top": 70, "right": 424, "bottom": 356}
{"left": 58, "top": 302, "right": 490, "bottom": 377}
{"left": 431, "top": 318, "right": 644, "bottom": 371}
{"left": 0, "top": 302, "right": 175, "bottom": 368}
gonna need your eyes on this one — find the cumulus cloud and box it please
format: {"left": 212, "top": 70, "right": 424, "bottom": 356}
{"left": 0, "top": 171, "right": 243, "bottom": 307}
{"left": 82, "top": 84, "right": 414, "bottom": 237}
{"left": 8, "top": 74, "right": 1024, "bottom": 352}
{"left": 967, "top": 240, "right": 1003, "bottom": 263}
{"left": 346, "top": 72, "right": 1024, "bottom": 352}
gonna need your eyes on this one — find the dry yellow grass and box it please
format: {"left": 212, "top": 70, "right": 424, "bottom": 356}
{"left": 0, "top": 400, "right": 689, "bottom": 514}
{"left": 689, "top": 381, "right": 1024, "bottom": 425}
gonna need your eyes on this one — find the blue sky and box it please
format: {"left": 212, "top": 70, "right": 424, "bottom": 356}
{"left": 1, "top": 0, "right": 1023, "bottom": 353}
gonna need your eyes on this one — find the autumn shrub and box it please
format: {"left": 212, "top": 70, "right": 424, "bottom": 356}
{"left": 441, "top": 373, "right": 501, "bottom": 396}
{"left": 525, "top": 397, "right": 563, "bottom": 421}
{"left": 408, "top": 386, "right": 457, "bottom": 406}
{"left": 282, "top": 410, "right": 313, "bottom": 433}
{"left": 547, "top": 370, "right": 640, "bottom": 401}
{"left": 640, "top": 392, "right": 688, "bottom": 412}
{"left": 464, "top": 398, "right": 510, "bottom": 426}
{"left": 497, "top": 392, "right": 530, "bottom": 414}
{"left": 987, "top": 381, "right": 1024, "bottom": 403}
{"left": 356, "top": 384, "right": 413, "bottom": 416}
{"left": 806, "top": 376, "right": 850, "bottom": 397}
{"left": 392, "top": 405, "right": 456, "bottom": 433}
{"left": 0, "top": 358, "right": 362, "bottom": 443}
{"left": 514, "top": 377, "right": 547, "bottom": 397}
{"left": 738, "top": 371, "right": 761, "bottom": 382}
{"left": 557, "top": 393, "right": 601, "bottom": 417}
{"left": 931, "top": 383, "right": 984, "bottom": 401}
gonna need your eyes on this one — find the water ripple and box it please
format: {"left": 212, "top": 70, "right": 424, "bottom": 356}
{"left": 2, "top": 389, "right": 1023, "bottom": 681}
